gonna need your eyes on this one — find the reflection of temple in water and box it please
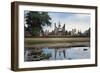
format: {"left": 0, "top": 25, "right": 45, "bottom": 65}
{"left": 55, "top": 48, "right": 66, "bottom": 60}
{"left": 24, "top": 47, "right": 90, "bottom": 61}
{"left": 24, "top": 48, "right": 66, "bottom": 61}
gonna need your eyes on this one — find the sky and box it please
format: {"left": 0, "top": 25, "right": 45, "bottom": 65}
{"left": 43, "top": 12, "right": 90, "bottom": 33}
{"left": 24, "top": 11, "right": 90, "bottom": 33}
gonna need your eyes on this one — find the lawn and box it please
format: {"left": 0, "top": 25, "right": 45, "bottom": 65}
{"left": 25, "top": 37, "right": 90, "bottom": 44}
{"left": 24, "top": 37, "right": 90, "bottom": 48}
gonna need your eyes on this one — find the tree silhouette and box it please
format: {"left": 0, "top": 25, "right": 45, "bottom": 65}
{"left": 25, "top": 11, "right": 51, "bottom": 36}
{"left": 84, "top": 28, "right": 90, "bottom": 37}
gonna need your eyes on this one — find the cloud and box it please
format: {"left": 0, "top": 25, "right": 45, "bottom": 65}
{"left": 44, "top": 12, "right": 90, "bottom": 32}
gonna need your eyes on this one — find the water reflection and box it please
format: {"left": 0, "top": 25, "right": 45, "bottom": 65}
{"left": 24, "top": 47, "right": 90, "bottom": 61}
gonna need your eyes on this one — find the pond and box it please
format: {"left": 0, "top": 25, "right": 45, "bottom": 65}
{"left": 24, "top": 47, "right": 90, "bottom": 61}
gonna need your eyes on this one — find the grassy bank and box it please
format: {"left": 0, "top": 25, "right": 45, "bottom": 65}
{"left": 25, "top": 37, "right": 90, "bottom": 45}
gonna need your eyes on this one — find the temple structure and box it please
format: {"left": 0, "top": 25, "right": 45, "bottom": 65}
{"left": 44, "top": 21, "right": 66, "bottom": 36}
{"left": 53, "top": 22, "right": 66, "bottom": 36}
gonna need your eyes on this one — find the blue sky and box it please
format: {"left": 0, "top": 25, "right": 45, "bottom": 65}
{"left": 24, "top": 11, "right": 90, "bottom": 33}
{"left": 43, "top": 12, "right": 90, "bottom": 33}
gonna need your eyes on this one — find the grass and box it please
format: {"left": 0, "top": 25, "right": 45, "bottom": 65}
{"left": 25, "top": 37, "right": 90, "bottom": 45}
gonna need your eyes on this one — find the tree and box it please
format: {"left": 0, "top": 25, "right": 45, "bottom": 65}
{"left": 78, "top": 30, "right": 82, "bottom": 36}
{"left": 84, "top": 28, "right": 90, "bottom": 37}
{"left": 25, "top": 11, "right": 51, "bottom": 36}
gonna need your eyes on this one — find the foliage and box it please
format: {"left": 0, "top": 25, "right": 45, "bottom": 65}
{"left": 84, "top": 28, "right": 90, "bottom": 37}
{"left": 41, "top": 53, "right": 51, "bottom": 59}
{"left": 25, "top": 11, "right": 51, "bottom": 36}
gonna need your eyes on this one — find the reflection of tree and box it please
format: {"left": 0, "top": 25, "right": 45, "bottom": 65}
{"left": 24, "top": 48, "right": 52, "bottom": 61}
{"left": 25, "top": 11, "right": 51, "bottom": 36}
